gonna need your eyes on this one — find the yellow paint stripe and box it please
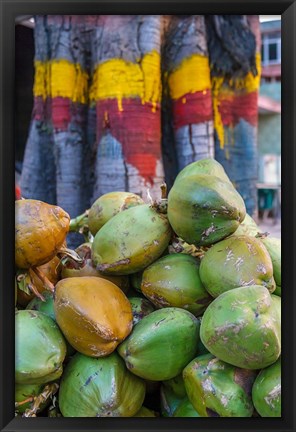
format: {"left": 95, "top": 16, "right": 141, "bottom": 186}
{"left": 212, "top": 76, "right": 225, "bottom": 149}
{"left": 168, "top": 54, "right": 211, "bottom": 100}
{"left": 34, "top": 60, "right": 89, "bottom": 104}
{"left": 90, "top": 50, "right": 161, "bottom": 111}
{"left": 212, "top": 53, "right": 261, "bottom": 149}
{"left": 216, "top": 53, "right": 261, "bottom": 97}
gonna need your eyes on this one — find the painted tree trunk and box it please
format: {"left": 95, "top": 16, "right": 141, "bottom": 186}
{"left": 45, "top": 15, "right": 93, "bottom": 217}
{"left": 90, "top": 15, "right": 165, "bottom": 201}
{"left": 206, "top": 15, "right": 261, "bottom": 216}
{"left": 20, "top": 16, "right": 56, "bottom": 204}
{"left": 21, "top": 15, "right": 94, "bottom": 217}
{"left": 20, "top": 15, "right": 260, "bottom": 247}
{"left": 162, "top": 15, "right": 214, "bottom": 178}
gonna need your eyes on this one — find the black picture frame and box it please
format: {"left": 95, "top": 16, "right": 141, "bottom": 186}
{"left": 1, "top": 0, "right": 295, "bottom": 431}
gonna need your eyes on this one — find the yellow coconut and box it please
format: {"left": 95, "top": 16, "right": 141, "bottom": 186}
{"left": 54, "top": 276, "right": 133, "bottom": 357}
{"left": 15, "top": 199, "right": 70, "bottom": 269}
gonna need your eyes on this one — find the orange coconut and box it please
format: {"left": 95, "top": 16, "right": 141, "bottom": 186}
{"left": 54, "top": 276, "right": 133, "bottom": 357}
{"left": 15, "top": 199, "right": 70, "bottom": 269}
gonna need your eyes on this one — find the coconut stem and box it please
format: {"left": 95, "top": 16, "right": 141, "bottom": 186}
{"left": 31, "top": 267, "right": 55, "bottom": 293}
{"left": 69, "top": 210, "right": 89, "bottom": 234}
{"left": 255, "top": 231, "right": 270, "bottom": 239}
{"left": 15, "top": 397, "right": 34, "bottom": 408}
{"left": 22, "top": 383, "right": 59, "bottom": 418}
{"left": 160, "top": 183, "right": 167, "bottom": 199}
{"left": 16, "top": 270, "right": 45, "bottom": 301}
{"left": 169, "top": 238, "right": 210, "bottom": 258}
{"left": 57, "top": 247, "right": 84, "bottom": 264}
{"left": 27, "top": 277, "right": 46, "bottom": 302}
{"left": 150, "top": 183, "right": 168, "bottom": 214}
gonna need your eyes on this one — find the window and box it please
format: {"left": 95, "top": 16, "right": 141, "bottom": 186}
{"left": 261, "top": 31, "right": 281, "bottom": 66}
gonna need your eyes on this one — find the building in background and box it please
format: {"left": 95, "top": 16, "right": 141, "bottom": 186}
{"left": 258, "top": 19, "right": 281, "bottom": 185}
{"left": 257, "top": 18, "right": 281, "bottom": 223}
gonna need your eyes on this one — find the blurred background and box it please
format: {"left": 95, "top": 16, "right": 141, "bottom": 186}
{"left": 15, "top": 15, "right": 281, "bottom": 240}
{"left": 257, "top": 16, "right": 281, "bottom": 237}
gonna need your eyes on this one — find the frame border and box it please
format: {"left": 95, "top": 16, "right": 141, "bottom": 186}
{"left": 1, "top": 1, "right": 295, "bottom": 431}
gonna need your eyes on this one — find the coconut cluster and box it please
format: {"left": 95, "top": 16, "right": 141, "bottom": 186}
{"left": 15, "top": 159, "right": 281, "bottom": 418}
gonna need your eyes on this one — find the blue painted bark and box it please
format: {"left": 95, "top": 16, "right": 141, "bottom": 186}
{"left": 215, "top": 120, "right": 258, "bottom": 214}
{"left": 20, "top": 17, "right": 56, "bottom": 204}
{"left": 206, "top": 15, "right": 260, "bottom": 216}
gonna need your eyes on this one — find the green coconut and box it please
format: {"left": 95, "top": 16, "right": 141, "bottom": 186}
{"left": 92, "top": 204, "right": 172, "bottom": 275}
{"left": 199, "top": 235, "right": 276, "bottom": 297}
{"left": 167, "top": 170, "right": 246, "bottom": 246}
{"left": 261, "top": 236, "right": 281, "bottom": 287}
{"left": 174, "top": 158, "right": 231, "bottom": 184}
{"left": 26, "top": 292, "right": 76, "bottom": 358}
{"left": 183, "top": 353, "right": 256, "bottom": 417}
{"left": 271, "top": 294, "right": 281, "bottom": 322}
{"left": 129, "top": 297, "right": 155, "bottom": 326}
{"left": 26, "top": 291, "right": 55, "bottom": 321}
{"left": 160, "top": 385, "right": 185, "bottom": 417}
{"left": 15, "top": 310, "right": 66, "bottom": 385}
{"left": 200, "top": 286, "right": 281, "bottom": 369}
{"left": 252, "top": 357, "right": 281, "bottom": 417}
{"left": 141, "top": 254, "right": 212, "bottom": 316}
{"left": 118, "top": 307, "right": 200, "bottom": 381}
{"left": 15, "top": 383, "right": 44, "bottom": 415}
{"left": 59, "top": 351, "right": 146, "bottom": 417}
{"left": 274, "top": 285, "right": 281, "bottom": 297}
{"left": 232, "top": 213, "right": 261, "bottom": 237}
{"left": 173, "top": 397, "right": 201, "bottom": 417}
{"left": 196, "top": 317, "right": 210, "bottom": 355}
{"left": 162, "top": 373, "right": 187, "bottom": 398}
{"left": 88, "top": 191, "right": 144, "bottom": 236}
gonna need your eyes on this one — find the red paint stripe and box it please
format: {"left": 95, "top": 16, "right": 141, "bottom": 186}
{"left": 52, "top": 97, "right": 71, "bottom": 130}
{"left": 219, "top": 91, "right": 258, "bottom": 127}
{"left": 96, "top": 99, "right": 161, "bottom": 184}
{"left": 172, "top": 90, "right": 213, "bottom": 129}
{"left": 33, "top": 97, "right": 87, "bottom": 131}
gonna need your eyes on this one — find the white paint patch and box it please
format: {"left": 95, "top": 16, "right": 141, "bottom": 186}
{"left": 247, "top": 242, "right": 257, "bottom": 255}
{"left": 225, "top": 247, "right": 234, "bottom": 263}
{"left": 239, "top": 278, "right": 255, "bottom": 286}
{"left": 257, "top": 264, "right": 267, "bottom": 274}
{"left": 264, "top": 383, "right": 281, "bottom": 408}
{"left": 216, "top": 320, "right": 246, "bottom": 335}
{"left": 234, "top": 257, "right": 244, "bottom": 271}
{"left": 124, "top": 159, "right": 165, "bottom": 201}
{"left": 230, "top": 299, "right": 249, "bottom": 310}
{"left": 202, "top": 378, "right": 213, "bottom": 393}
{"left": 202, "top": 223, "right": 216, "bottom": 239}
{"left": 220, "top": 394, "right": 229, "bottom": 407}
